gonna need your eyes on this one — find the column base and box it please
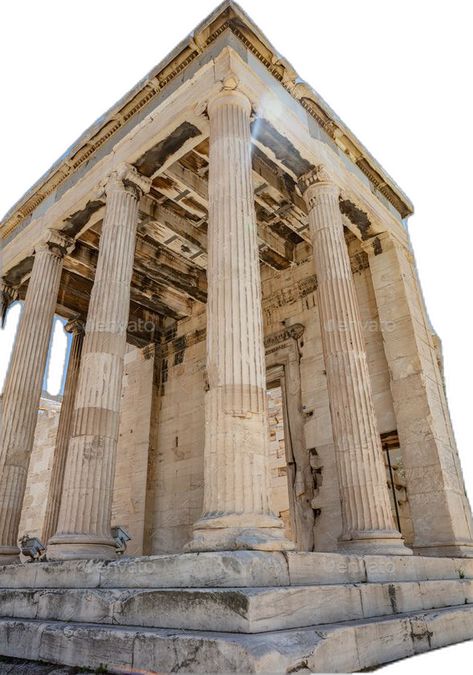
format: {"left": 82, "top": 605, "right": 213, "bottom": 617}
{"left": 0, "top": 545, "right": 20, "bottom": 565}
{"left": 47, "top": 533, "right": 117, "bottom": 561}
{"left": 413, "top": 542, "right": 473, "bottom": 558}
{"left": 185, "top": 513, "right": 295, "bottom": 552}
{"left": 338, "top": 530, "right": 413, "bottom": 556}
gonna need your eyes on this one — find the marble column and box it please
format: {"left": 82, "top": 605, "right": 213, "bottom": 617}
{"left": 47, "top": 164, "right": 150, "bottom": 560}
{"left": 0, "top": 230, "right": 72, "bottom": 563}
{"left": 42, "top": 318, "right": 84, "bottom": 545}
{"left": 299, "top": 165, "right": 410, "bottom": 555}
{"left": 187, "top": 85, "right": 293, "bottom": 552}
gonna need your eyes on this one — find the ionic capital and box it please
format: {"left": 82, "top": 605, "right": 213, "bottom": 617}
{"left": 207, "top": 77, "right": 252, "bottom": 118}
{"left": 35, "top": 229, "right": 75, "bottom": 258}
{"left": 64, "top": 316, "right": 85, "bottom": 336}
{"left": 0, "top": 279, "right": 18, "bottom": 327}
{"left": 104, "top": 163, "right": 152, "bottom": 200}
{"left": 298, "top": 164, "right": 339, "bottom": 209}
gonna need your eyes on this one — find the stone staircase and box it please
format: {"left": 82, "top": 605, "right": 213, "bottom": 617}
{"left": 1, "top": 551, "right": 473, "bottom": 672}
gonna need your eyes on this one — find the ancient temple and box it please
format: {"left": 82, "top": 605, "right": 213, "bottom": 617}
{"left": 1, "top": 2, "right": 473, "bottom": 671}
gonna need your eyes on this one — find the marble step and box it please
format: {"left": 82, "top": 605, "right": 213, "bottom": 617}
{"left": 1, "top": 604, "right": 473, "bottom": 673}
{"left": 1, "top": 578, "right": 472, "bottom": 633}
{"left": 1, "top": 550, "right": 472, "bottom": 589}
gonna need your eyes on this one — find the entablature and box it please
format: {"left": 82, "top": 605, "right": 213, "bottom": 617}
{"left": 1, "top": 1, "right": 412, "bottom": 244}
{"left": 1, "top": 2, "right": 413, "bottom": 328}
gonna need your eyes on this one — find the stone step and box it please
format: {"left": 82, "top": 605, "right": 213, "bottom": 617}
{"left": 1, "top": 604, "right": 473, "bottom": 673}
{"left": 1, "top": 551, "right": 472, "bottom": 589}
{"left": 1, "top": 578, "right": 472, "bottom": 633}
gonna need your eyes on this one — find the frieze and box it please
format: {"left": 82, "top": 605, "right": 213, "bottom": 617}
{"left": 264, "top": 323, "right": 304, "bottom": 355}
{"left": 159, "top": 323, "right": 305, "bottom": 360}
{"left": 262, "top": 274, "right": 318, "bottom": 317}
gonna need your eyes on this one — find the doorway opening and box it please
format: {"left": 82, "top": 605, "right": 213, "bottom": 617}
{"left": 266, "top": 381, "right": 294, "bottom": 542}
{"left": 382, "top": 432, "right": 414, "bottom": 545}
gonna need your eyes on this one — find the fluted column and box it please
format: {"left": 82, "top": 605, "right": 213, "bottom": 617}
{"left": 47, "top": 164, "right": 150, "bottom": 560}
{"left": 187, "top": 84, "right": 293, "bottom": 552}
{"left": 42, "top": 318, "right": 84, "bottom": 545}
{"left": 0, "top": 230, "right": 72, "bottom": 563}
{"left": 299, "top": 165, "right": 410, "bottom": 555}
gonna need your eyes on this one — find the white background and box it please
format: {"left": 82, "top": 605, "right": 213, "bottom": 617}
{"left": 1, "top": 1, "right": 472, "bottom": 670}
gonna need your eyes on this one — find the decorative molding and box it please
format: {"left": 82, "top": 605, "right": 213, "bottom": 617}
{"left": 159, "top": 322, "right": 306, "bottom": 361}
{"left": 262, "top": 252, "right": 369, "bottom": 319}
{"left": 262, "top": 274, "right": 318, "bottom": 318}
{"left": 264, "top": 323, "right": 304, "bottom": 355}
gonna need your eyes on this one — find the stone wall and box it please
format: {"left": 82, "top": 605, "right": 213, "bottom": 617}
{"left": 18, "top": 398, "right": 61, "bottom": 539}
{"left": 146, "top": 308, "right": 207, "bottom": 554}
{"left": 18, "top": 346, "right": 159, "bottom": 554}
{"left": 111, "top": 345, "right": 157, "bottom": 556}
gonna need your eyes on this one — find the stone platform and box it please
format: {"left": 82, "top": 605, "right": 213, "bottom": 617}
{"left": 1, "top": 551, "right": 473, "bottom": 672}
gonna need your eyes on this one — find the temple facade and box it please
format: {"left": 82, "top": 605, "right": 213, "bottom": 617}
{"left": 1, "top": 2, "right": 473, "bottom": 671}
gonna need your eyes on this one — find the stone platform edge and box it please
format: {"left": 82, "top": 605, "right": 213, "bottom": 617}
{"left": 1, "top": 550, "right": 473, "bottom": 589}
{"left": 0, "top": 604, "right": 472, "bottom": 673}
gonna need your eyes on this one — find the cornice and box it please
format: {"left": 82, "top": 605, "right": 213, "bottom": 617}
{"left": 0, "top": 0, "right": 413, "bottom": 242}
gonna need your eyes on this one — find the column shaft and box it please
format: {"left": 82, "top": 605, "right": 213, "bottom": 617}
{"left": 0, "top": 231, "right": 71, "bottom": 562}
{"left": 48, "top": 165, "right": 150, "bottom": 560}
{"left": 42, "top": 319, "right": 84, "bottom": 544}
{"left": 299, "top": 166, "right": 409, "bottom": 554}
{"left": 187, "top": 87, "right": 293, "bottom": 552}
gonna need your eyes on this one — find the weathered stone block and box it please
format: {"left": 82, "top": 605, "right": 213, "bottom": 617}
{"left": 286, "top": 551, "right": 366, "bottom": 585}
{"left": 100, "top": 550, "right": 289, "bottom": 588}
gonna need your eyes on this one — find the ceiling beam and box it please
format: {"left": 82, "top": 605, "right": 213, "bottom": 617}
{"left": 164, "top": 160, "right": 291, "bottom": 267}
{"left": 67, "top": 241, "right": 197, "bottom": 318}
